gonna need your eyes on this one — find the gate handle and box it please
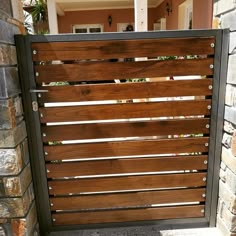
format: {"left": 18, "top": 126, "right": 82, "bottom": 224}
{"left": 30, "top": 89, "right": 49, "bottom": 93}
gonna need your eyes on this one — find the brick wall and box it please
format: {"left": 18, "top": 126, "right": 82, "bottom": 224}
{"left": 214, "top": 1, "right": 236, "bottom": 235}
{"left": 0, "top": 1, "right": 39, "bottom": 235}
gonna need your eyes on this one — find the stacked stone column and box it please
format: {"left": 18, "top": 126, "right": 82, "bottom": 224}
{"left": 0, "top": 0, "right": 38, "bottom": 235}
{"left": 214, "top": 0, "right": 236, "bottom": 235}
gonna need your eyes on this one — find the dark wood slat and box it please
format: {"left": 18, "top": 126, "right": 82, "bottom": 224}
{"left": 42, "top": 118, "right": 210, "bottom": 142}
{"left": 40, "top": 100, "right": 211, "bottom": 123}
{"left": 44, "top": 137, "right": 209, "bottom": 161}
{"left": 46, "top": 156, "right": 208, "bottom": 178}
{"left": 38, "top": 79, "right": 213, "bottom": 103}
{"left": 52, "top": 205, "right": 205, "bottom": 225}
{"left": 50, "top": 188, "right": 206, "bottom": 211}
{"left": 48, "top": 172, "right": 207, "bottom": 195}
{"left": 35, "top": 58, "right": 213, "bottom": 83}
{"left": 31, "top": 37, "right": 214, "bottom": 61}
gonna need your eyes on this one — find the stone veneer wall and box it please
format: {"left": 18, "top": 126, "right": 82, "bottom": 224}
{"left": 0, "top": 0, "right": 39, "bottom": 235}
{"left": 214, "top": 0, "right": 236, "bottom": 235}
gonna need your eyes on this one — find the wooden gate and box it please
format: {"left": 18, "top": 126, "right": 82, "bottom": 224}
{"left": 15, "top": 29, "right": 229, "bottom": 234}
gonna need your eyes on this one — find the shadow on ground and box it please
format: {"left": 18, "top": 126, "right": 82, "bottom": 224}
{"left": 50, "top": 225, "right": 170, "bottom": 236}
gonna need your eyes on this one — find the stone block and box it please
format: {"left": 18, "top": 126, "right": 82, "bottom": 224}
{"left": 228, "top": 55, "right": 236, "bottom": 85}
{"left": 220, "top": 165, "right": 236, "bottom": 195}
{"left": 20, "top": 138, "right": 30, "bottom": 167}
{"left": 217, "top": 216, "right": 236, "bottom": 236}
{"left": 0, "top": 44, "right": 17, "bottom": 65}
{"left": 11, "top": 201, "right": 38, "bottom": 236}
{"left": 0, "top": 20, "right": 20, "bottom": 44}
{"left": 222, "top": 146, "right": 236, "bottom": 173}
{"left": 221, "top": 160, "right": 227, "bottom": 171}
{"left": 218, "top": 201, "right": 236, "bottom": 232}
{"left": 214, "top": 0, "right": 236, "bottom": 16}
{"left": 219, "top": 180, "right": 236, "bottom": 214}
{"left": 0, "top": 11, "right": 8, "bottom": 22}
{"left": 0, "top": 121, "right": 26, "bottom": 148}
{"left": 220, "top": 167, "right": 226, "bottom": 182}
{"left": 160, "top": 228, "right": 222, "bottom": 236}
{"left": 0, "top": 163, "right": 32, "bottom": 197}
{"left": 217, "top": 197, "right": 224, "bottom": 215}
{"left": 0, "top": 0, "right": 12, "bottom": 17}
{"left": 0, "top": 138, "right": 29, "bottom": 176}
{"left": 225, "top": 106, "right": 236, "bottom": 126}
{"left": 226, "top": 84, "right": 236, "bottom": 107}
{"left": 221, "top": 9, "right": 236, "bottom": 31}
{"left": 0, "top": 224, "right": 12, "bottom": 236}
{"left": 0, "top": 146, "right": 22, "bottom": 177}
{"left": 32, "top": 223, "right": 40, "bottom": 236}
{"left": 0, "top": 183, "right": 34, "bottom": 218}
{"left": 0, "top": 226, "right": 6, "bottom": 236}
{"left": 224, "top": 121, "right": 236, "bottom": 134}
{"left": 0, "top": 67, "right": 21, "bottom": 98}
{"left": 10, "top": 0, "right": 24, "bottom": 23}
{"left": 230, "top": 32, "right": 236, "bottom": 55}
{"left": 0, "top": 96, "right": 23, "bottom": 129}
{"left": 223, "top": 132, "right": 232, "bottom": 148}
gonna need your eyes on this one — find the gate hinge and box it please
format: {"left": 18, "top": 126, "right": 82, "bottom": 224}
{"left": 32, "top": 101, "right": 38, "bottom": 112}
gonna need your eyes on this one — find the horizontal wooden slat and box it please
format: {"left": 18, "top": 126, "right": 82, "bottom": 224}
{"left": 40, "top": 100, "right": 211, "bottom": 123}
{"left": 50, "top": 188, "right": 206, "bottom": 211}
{"left": 52, "top": 205, "right": 205, "bottom": 225}
{"left": 38, "top": 79, "right": 213, "bottom": 103}
{"left": 44, "top": 137, "right": 209, "bottom": 161}
{"left": 46, "top": 155, "right": 208, "bottom": 178}
{"left": 31, "top": 37, "right": 214, "bottom": 61}
{"left": 42, "top": 118, "right": 210, "bottom": 142}
{"left": 48, "top": 172, "right": 206, "bottom": 195}
{"left": 35, "top": 58, "right": 214, "bottom": 83}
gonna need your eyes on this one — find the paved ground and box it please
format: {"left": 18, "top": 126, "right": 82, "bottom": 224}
{"left": 160, "top": 228, "right": 222, "bottom": 236}
{"left": 50, "top": 225, "right": 223, "bottom": 236}
{"left": 50, "top": 225, "right": 168, "bottom": 236}
{"left": 50, "top": 226, "right": 222, "bottom": 236}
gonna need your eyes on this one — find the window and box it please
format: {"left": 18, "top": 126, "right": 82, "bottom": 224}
{"left": 73, "top": 24, "right": 103, "bottom": 33}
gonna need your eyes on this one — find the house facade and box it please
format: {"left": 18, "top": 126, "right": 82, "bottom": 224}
{"left": 26, "top": 0, "right": 213, "bottom": 34}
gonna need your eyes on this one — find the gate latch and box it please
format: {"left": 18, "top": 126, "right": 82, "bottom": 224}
{"left": 32, "top": 101, "right": 38, "bottom": 112}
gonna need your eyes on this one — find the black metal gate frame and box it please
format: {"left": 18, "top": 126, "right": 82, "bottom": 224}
{"left": 15, "top": 29, "right": 229, "bottom": 235}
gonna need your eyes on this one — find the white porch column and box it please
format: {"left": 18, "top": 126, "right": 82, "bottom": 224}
{"left": 47, "top": 0, "right": 59, "bottom": 34}
{"left": 134, "top": 0, "right": 148, "bottom": 32}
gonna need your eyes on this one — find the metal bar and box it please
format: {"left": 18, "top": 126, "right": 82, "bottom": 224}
{"left": 49, "top": 217, "right": 209, "bottom": 233}
{"left": 204, "top": 31, "right": 222, "bottom": 224}
{"left": 19, "top": 29, "right": 220, "bottom": 43}
{"left": 15, "top": 35, "right": 52, "bottom": 235}
{"left": 204, "top": 29, "right": 229, "bottom": 226}
{"left": 209, "top": 29, "right": 229, "bottom": 226}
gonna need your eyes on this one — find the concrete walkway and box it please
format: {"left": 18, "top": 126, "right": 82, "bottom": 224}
{"left": 160, "top": 228, "right": 222, "bottom": 236}
{"left": 50, "top": 225, "right": 168, "bottom": 236}
{"left": 50, "top": 226, "right": 222, "bottom": 236}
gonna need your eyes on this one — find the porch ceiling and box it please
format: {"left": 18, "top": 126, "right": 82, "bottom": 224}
{"left": 55, "top": 0, "right": 165, "bottom": 11}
